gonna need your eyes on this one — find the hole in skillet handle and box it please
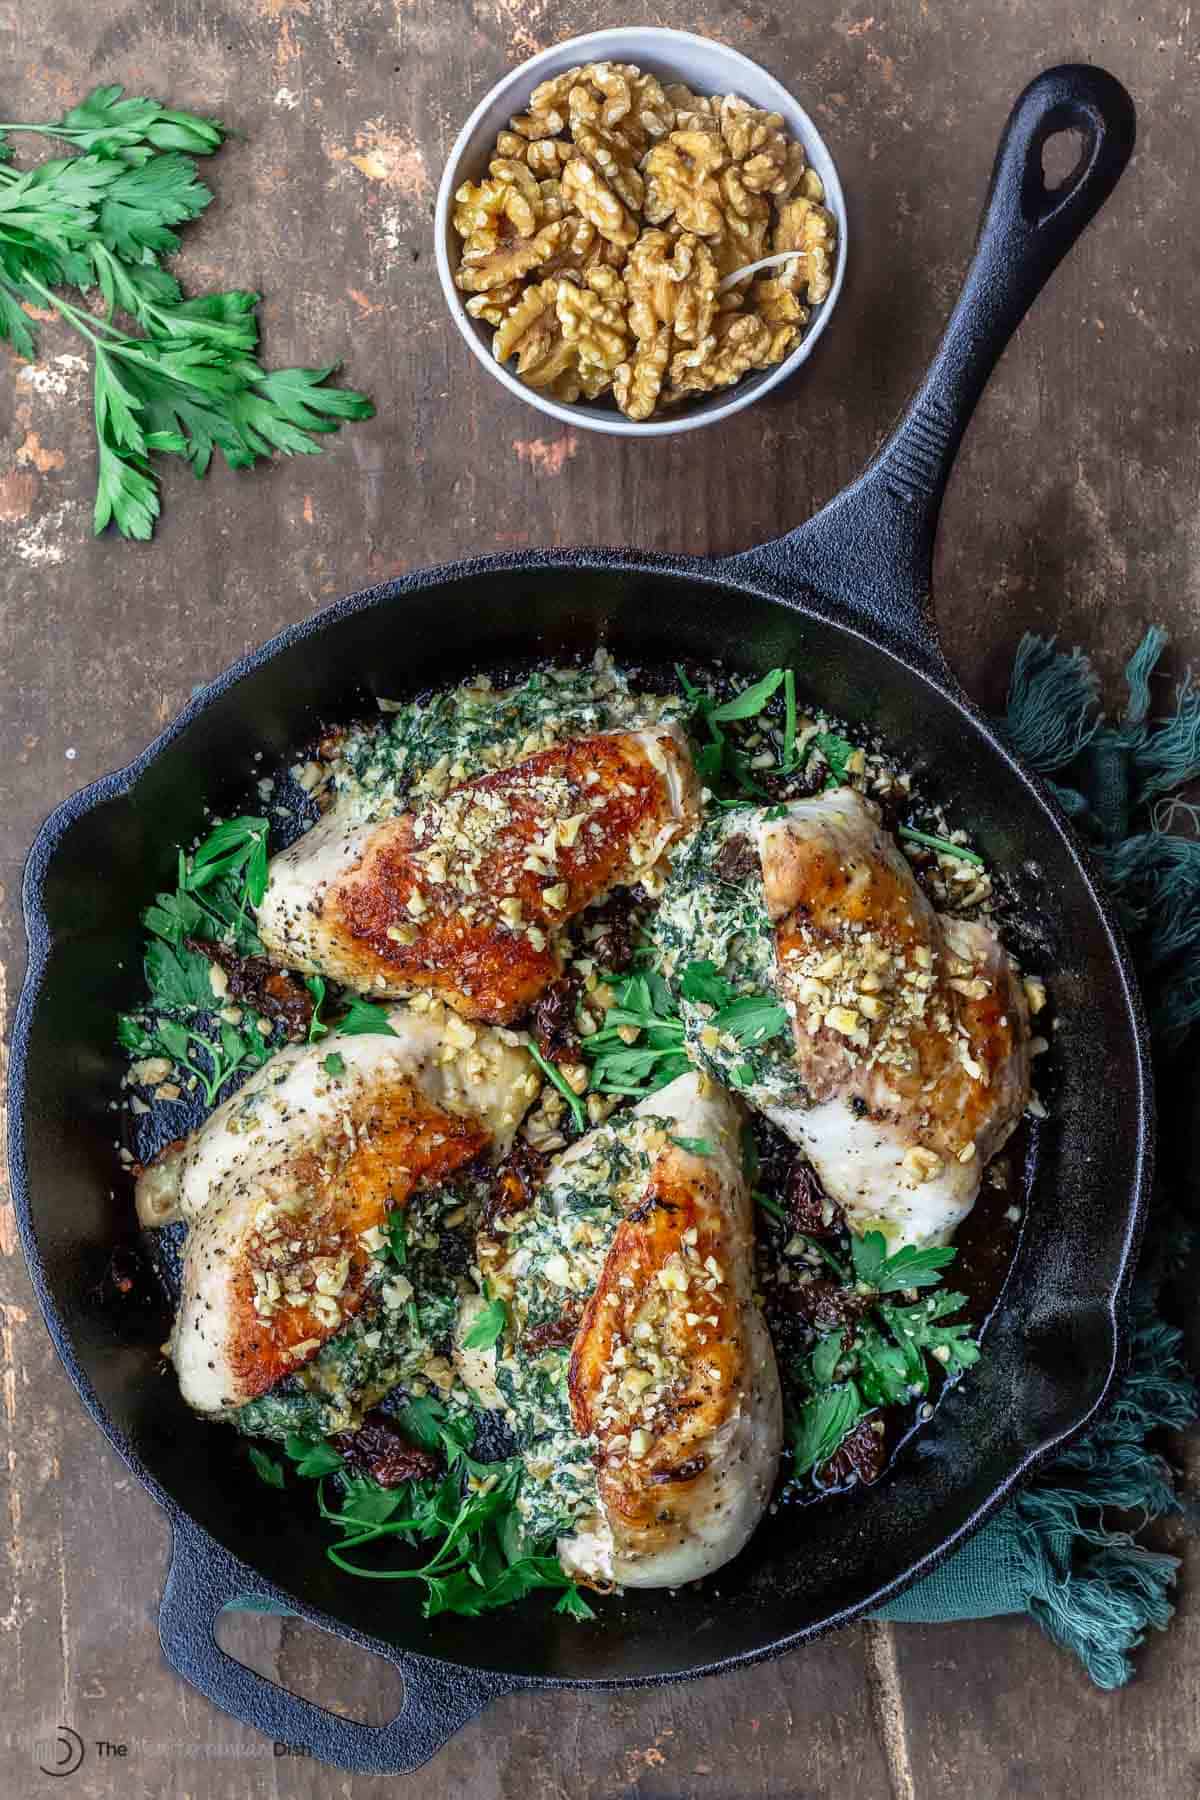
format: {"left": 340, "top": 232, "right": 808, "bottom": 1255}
{"left": 215, "top": 1609, "right": 406, "bottom": 1725}
{"left": 1017, "top": 84, "right": 1126, "bottom": 229}
{"left": 159, "top": 1517, "right": 518, "bottom": 1775}
{"left": 1040, "top": 127, "right": 1088, "bottom": 193}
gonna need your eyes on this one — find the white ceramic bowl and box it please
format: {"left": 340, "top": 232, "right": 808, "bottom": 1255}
{"left": 434, "top": 27, "right": 848, "bottom": 437}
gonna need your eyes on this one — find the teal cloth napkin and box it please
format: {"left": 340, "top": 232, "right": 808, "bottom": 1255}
{"left": 231, "top": 631, "right": 1200, "bottom": 1689}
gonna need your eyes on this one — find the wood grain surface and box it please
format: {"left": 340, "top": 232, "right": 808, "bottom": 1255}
{"left": 2, "top": 2, "right": 1198, "bottom": 1794}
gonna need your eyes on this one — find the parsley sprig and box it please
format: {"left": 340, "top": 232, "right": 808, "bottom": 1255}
{"left": 789, "top": 1232, "right": 980, "bottom": 1481}
{"left": 581, "top": 963, "right": 691, "bottom": 1099}
{"left": 255, "top": 1399, "right": 596, "bottom": 1620}
{"left": 117, "top": 815, "right": 277, "bottom": 1104}
{"left": 580, "top": 951, "right": 790, "bottom": 1104}
{"left": 674, "top": 665, "right": 866, "bottom": 800}
{"left": 679, "top": 959, "right": 790, "bottom": 1049}
{"left": 0, "top": 84, "right": 372, "bottom": 538}
{"left": 676, "top": 664, "right": 784, "bottom": 797}
{"left": 0, "top": 85, "right": 225, "bottom": 158}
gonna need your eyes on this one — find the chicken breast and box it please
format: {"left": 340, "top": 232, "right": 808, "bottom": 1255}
{"left": 489, "top": 1073, "right": 782, "bottom": 1590}
{"left": 755, "top": 789, "right": 1031, "bottom": 1246}
{"left": 256, "top": 725, "right": 699, "bottom": 1024}
{"left": 136, "top": 1003, "right": 536, "bottom": 1415}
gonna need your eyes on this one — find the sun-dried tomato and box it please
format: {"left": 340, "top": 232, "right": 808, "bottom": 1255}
{"left": 780, "top": 1278, "right": 867, "bottom": 1333}
{"left": 583, "top": 892, "right": 639, "bottom": 973}
{"left": 530, "top": 975, "right": 581, "bottom": 1062}
{"left": 714, "top": 833, "right": 760, "bottom": 884}
{"left": 817, "top": 1419, "right": 887, "bottom": 1488}
{"left": 755, "top": 763, "right": 824, "bottom": 803}
{"left": 330, "top": 1411, "right": 442, "bottom": 1488}
{"left": 787, "top": 1160, "right": 846, "bottom": 1239}
{"left": 480, "top": 1140, "right": 546, "bottom": 1234}
{"left": 521, "top": 1302, "right": 583, "bottom": 1355}
{"left": 185, "top": 937, "right": 313, "bottom": 1038}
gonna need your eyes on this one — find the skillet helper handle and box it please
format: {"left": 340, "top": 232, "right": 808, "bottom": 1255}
{"left": 159, "top": 1516, "right": 514, "bottom": 1775}
{"left": 744, "top": 65, "right": 1136, "bottom": 670}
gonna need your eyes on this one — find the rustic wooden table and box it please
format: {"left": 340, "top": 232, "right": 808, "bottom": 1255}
{"left": 2, "top": 2, "right": 1198, "bottom": 1795}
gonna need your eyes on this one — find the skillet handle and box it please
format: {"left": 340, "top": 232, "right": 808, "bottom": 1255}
{"left": 159, "top": 1516, "right": 517, "bottom": 1775}
{"left": 731, "top": 64, "right": 1135, "bottom": 675}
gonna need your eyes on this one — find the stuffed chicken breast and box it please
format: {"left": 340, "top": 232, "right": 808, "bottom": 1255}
{"left": 654, "top": 789, "right": 1032, "bottom": 1249}
{"left": 256, "top": 725, "right": 700, "bottom": 1024}
{"left": 481, "top": 1072, "right": 783, "bottom": 1590}
{"left": 136, "top": 1004, "right": 536, "bottom": 1414}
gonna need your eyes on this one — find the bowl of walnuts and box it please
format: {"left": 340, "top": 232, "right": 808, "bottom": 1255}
{"left": 434, "top": 27, "right": 847, "bottom": 435}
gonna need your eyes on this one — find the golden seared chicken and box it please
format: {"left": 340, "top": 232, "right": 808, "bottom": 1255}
{"left": 754, "top": 789, "right": 1031, "bottom": 1244}
{"left": 256, "top": 725, "right": 699, "bottom": 1024}
{"left": 484, "top": 1072, "right": 782, "bottom": 1589}
{"left": 135, "top": 1004, "right": 536, "bottom": 1415}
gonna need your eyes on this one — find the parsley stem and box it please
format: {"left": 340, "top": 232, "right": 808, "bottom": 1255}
{"left": 0, "top": 121, "right": 103, "bottom": 138}
{"left": 781, "top": 669, "right": 798, "bottom": 772}
{"left": 897, "top": 827, "right": 985, "bottom": 868}
{"left": 754, "top": 1189, "right": 788, "bottom": 1224}
{"left": 21, "top": 273, "right": 104, "bottom": 346}
{"left": 594, "top": 1076, "right": 683, "bottom": 1097}
{"left": 24, "top": 272, "right": 218, "bottom": 383}
{"left": 526, "top": 1042, "right": 586, "bottom": 1133}
{"left": 794, "top": 1234, "right": 851, "bottom": 1279}
{"left": 601, "top": 1009, "right": 684, "bottom": 1033}
{"left": 0, "top": 122, "right": 70, "bottom": 137}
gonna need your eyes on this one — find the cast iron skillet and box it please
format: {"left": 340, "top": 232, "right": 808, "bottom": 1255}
{"left": 9, "top": 65, "right": 1146, "bottom": 1775}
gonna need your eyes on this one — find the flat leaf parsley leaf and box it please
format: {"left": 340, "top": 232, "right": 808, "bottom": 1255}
{"left": 706, "top": 668, "right": 786, "bottom": 722}
{"left": 678, "top": 960, "right": 789, "bottom": 1050}
{"left": 285, "top": 1433, "right": 345, "bottom": 1478}
{"left": 850, "top": 1229, "right": 957, "bottom": 1293}
{"left": 462, "top": 1288, "right": 508, "bottom": 1351}
{"left": 306, "top": 975, "right": 329, "bottom": 1042}
{"left": 249, "top": 1445, "right": 286, "bottom": 1489}
{"left": 792, "top": 1386, "right": 862, "bottom": 1477}
{"left": 337, "top": 996, "right": 399, "bottom": 1037}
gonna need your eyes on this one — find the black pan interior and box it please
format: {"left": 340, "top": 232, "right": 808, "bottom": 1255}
{"left": 19, "top": 558, "right": 1145, "bottom": 1683}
